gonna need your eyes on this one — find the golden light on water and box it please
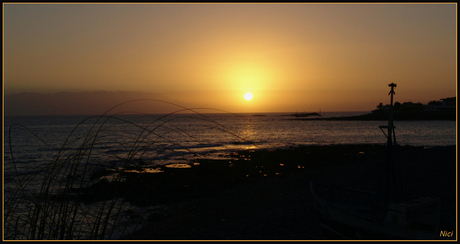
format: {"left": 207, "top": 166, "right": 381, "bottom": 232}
{"left": 244, "top": 92, "right": 253, "bottom": 101}
{"left": 165, "top": 163, "right": 192, "bottom": 169}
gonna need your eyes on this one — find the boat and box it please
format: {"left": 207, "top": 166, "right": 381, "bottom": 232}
{"left": 310, "top": 83, "right": 442, "bottom": 240}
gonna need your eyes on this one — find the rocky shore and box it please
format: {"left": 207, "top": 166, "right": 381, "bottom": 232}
{"left": 109, "top": 144, "right": 457, "bottom": 240}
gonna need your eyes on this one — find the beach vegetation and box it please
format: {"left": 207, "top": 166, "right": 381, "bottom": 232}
{"left": 4, "top": 100, "right": 249, "bottom": 240}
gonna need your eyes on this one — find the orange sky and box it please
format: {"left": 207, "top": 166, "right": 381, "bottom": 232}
{"left": 3, "top": 3, "right": 457, "bottom": 114}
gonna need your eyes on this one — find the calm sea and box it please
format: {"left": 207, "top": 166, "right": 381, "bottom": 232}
{"left": 3, "top": 112, "right": 456, "bottom": 239}
{"left": 4, "top": 111, "right": 456, "bottom": 179}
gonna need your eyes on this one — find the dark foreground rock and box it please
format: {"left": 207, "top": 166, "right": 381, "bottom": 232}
{"left": 114, "top": 145, "right": 456, "bottom": 240}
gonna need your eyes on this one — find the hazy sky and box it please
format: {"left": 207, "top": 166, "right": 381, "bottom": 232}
{"left": 3, "top": 3, "right": 457, "bottom": 114}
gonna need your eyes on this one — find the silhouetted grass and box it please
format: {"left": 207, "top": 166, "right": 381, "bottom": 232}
{"left": 4, "top": 100, "right": 251, "bottom": 240}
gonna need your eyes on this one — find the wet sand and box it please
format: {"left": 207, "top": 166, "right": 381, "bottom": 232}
{"left": 118, "top": 145, "right": 456, "bottom": 240}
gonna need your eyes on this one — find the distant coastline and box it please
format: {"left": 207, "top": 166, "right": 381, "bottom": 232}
{"left": 296, "top": 110, "right": 456, "bottom": 121}
{"left": 291, "top": 97, "right": 456, "bottom": 121}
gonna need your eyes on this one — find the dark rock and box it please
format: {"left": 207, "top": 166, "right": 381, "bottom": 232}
{"left": 148, "top": 213, "right": 165, "bottom": 222}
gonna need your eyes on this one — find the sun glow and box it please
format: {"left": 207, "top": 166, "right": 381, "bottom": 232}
{"left": 244, "top": 92, "right": 253, "bottom": 101}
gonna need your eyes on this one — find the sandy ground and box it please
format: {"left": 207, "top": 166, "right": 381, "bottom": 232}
{"left": 120, "top": 145, "right": 456, "bottom": 240}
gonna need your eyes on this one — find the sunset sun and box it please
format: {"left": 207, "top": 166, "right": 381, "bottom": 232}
{"left": 244, "top": 92, "right": 253, "bottom": 101}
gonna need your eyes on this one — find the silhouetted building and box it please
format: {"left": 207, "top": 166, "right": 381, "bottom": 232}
{"left": 401, "top": 102, "right": 424, "bottom": 112}
{"left": 424, "top": 97, "right": 456, "bottom": 111}
{"left": 372, "top": 97, "right": 456, "bottom": 114}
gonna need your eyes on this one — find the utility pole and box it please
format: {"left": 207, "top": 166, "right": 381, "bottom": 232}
{"left": 379, "top": 83, "right": 399, "bottom": 203}
{"left": 387, "top": 83, "right": 400, "bottom": 202}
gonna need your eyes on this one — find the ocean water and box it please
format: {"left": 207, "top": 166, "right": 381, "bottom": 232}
{"left": 3, "top": 112, "right": 456, "bottom": 239}
{"left": 4, "top": 111, "right": 456, "bottom": 163}
{"left": 4, "top": 112, "right": 456, "bottom": 189}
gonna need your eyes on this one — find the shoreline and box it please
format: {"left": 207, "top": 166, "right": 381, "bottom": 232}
{"left": 287, "top": 110, "right": 456, "bottom": 121}
{"left": 116, "top": 144, "right": 456, "bottom": 240}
